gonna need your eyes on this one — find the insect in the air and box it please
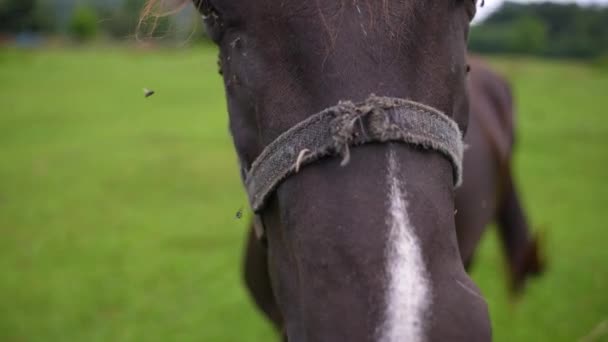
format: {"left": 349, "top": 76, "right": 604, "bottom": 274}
{"left": 143, "top": 88, "right": 155, "bottom": 98}
{"left": 235, "top": 207, "right": 243, "bottom": 219}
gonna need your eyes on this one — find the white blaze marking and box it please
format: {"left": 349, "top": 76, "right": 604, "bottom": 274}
{"left": 380, "top": 149, "right": 432, "bottom": 342}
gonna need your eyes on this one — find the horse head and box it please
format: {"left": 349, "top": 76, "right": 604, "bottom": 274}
{"left": 144, "top": 1, "right": 490, "bottom": 340}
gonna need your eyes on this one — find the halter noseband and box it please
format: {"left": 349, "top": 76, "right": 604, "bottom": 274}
{"left": 242, "top": 95, "right": 464, "bottom": 237}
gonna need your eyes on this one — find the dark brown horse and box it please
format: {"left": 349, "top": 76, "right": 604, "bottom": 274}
{"left": 142, "top": 1, "right": 542, "bottom": 340}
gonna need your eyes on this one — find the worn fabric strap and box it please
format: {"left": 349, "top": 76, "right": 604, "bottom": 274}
{"left": 245, "top": 95, "right": 464, "bottom": 212}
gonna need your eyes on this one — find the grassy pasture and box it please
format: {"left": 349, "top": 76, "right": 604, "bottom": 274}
{"left": 0, "top": 46, "right": 607, "bottom": 341}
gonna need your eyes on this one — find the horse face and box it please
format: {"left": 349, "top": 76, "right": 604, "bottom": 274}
{"left": 191, "top": 1, "right": 491, "bottom": 340}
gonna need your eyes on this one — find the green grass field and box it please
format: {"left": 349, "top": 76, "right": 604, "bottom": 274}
{"left": 1, "top": 46, "right": 607, "bottom": 341}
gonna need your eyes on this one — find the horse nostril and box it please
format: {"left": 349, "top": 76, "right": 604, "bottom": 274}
{"left": 466, "top": 64, "right": 471, "bottom": 74}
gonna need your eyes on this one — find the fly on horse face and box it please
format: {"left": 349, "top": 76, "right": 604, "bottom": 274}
{"left": 141, "top": 0, "right": 544, "bottom": 341}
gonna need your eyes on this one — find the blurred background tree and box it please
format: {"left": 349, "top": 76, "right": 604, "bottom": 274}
{"left": 0, "top": 0, "right": 55, "bottom": 33}
{"left": 68, "top": 5, "right": 97, "bottom": 41}
{"left": 469, "top": 1, "right": 608, "bottom": 59}
{"left": 0, "top": 0, "right": 36, "bottom": 32}
{"left": 0, "top": 0, "right": 199, "bottom": 42}
{"left": 94, "top": 0, "right": 142, "bottom": 38}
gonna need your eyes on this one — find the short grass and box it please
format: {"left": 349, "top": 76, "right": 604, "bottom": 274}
{"left": 0, "top": 46, "right": 606, "bottom": 341}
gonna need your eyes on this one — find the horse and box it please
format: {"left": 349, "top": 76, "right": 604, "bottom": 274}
{"left": 141, "top": 0, "right": 540, "bottom": 340}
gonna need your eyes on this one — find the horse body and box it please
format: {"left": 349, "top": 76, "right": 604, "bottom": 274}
{"left": 456, "top": 56, "right": 516, "bottom": 269}
{"left": 457, "top": 56, "right": 543, "bottom": 290}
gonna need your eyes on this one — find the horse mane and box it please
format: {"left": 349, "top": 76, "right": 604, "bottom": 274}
{"left": 138, "top": 0, "right": 191, "bottom": 36}
{"left": 140, "top": 0, "right": 190, "bottom": 18}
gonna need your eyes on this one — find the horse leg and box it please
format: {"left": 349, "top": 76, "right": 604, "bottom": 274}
{"left": 496, "top": 170, "right": 545, "bottom": 294}
{"left": 242, "top": 223, "right": 286, "bottom": 339}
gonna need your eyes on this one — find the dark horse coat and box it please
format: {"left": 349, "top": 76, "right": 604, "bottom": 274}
{"left": 242, "top": 57, "right": 545, "bottom": 334}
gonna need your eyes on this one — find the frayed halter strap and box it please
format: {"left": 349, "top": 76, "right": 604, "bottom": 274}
{"left": 244, "top": 95, "right": 464, "bottom": 215}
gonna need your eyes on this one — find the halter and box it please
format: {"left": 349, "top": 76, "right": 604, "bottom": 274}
{"left": 242, "top": 95, "right": 464, "bottom": 237}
